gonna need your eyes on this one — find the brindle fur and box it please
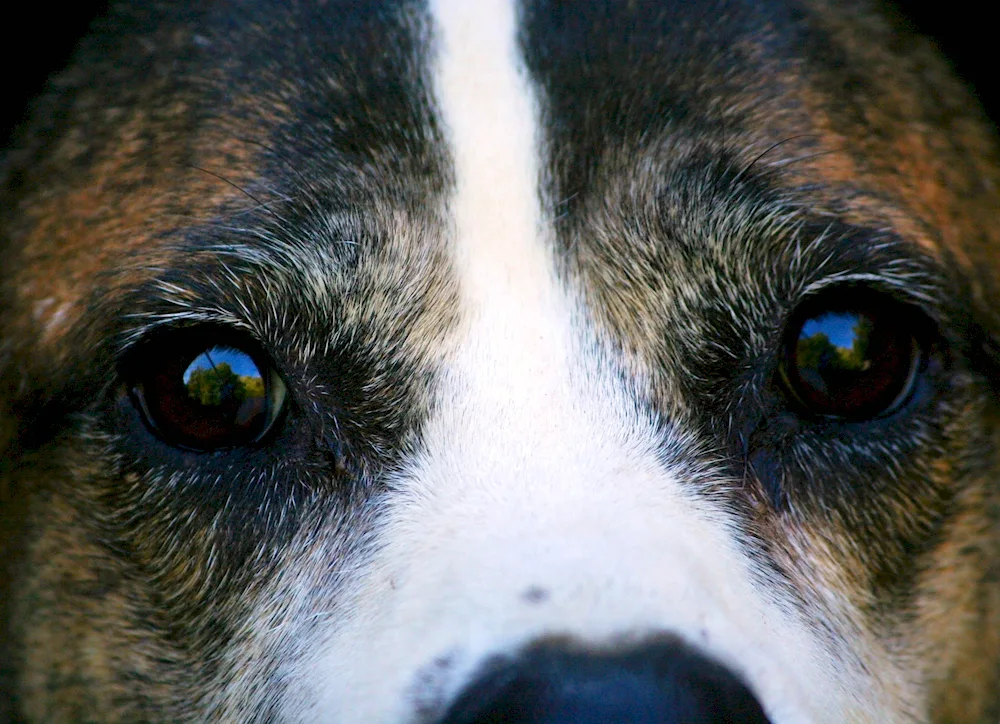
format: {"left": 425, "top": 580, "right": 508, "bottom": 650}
{"left": 2, "top": 0, "right": 1000, "bottom": 721}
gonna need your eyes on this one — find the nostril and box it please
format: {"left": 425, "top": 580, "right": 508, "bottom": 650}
{"left": 438, "top": 637, "right": 771, "bottom": 724}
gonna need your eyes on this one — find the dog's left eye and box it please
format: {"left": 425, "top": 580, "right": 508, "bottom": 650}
{"left": 778, "top": 290, "right": 923, "bottom": 420}
{"left": 128, "top": 340, "right": 287, "bottom": 451}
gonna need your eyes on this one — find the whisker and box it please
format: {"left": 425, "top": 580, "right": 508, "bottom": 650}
{"left": 733, "top": 134, "right": 823, "bottom": 185}
{"left": 183, "top": 163, "right": 292, "bottom": 224}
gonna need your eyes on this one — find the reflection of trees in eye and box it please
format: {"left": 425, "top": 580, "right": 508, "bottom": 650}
{"left": 796, "top": 314, "right": 872, "bottom": 373}
{"left": 186, "top": 362, "right": 258, "bottom": 407}
{"left": 848, "top": 317, "right": 872, "bottom": 370}
{"left": 241, "top": 375, "right": 265, "bottom": 399}
{"left": 797, "top": 332, "right": 837, "bottom": 371}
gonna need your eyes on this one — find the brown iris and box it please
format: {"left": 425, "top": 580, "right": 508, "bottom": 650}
{"left": 130, "top": 343, "right": 286, "bottom": 450}
{"left": 780, "top": 292, "right": 921, "bottom": 419}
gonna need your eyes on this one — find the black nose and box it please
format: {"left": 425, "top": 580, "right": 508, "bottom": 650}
{"left": 438, "top": 637, "right": 771, "bottom": 724}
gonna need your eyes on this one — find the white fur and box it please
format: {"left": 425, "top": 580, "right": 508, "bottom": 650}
{"left": 261, "top": 1, "right": 903, "bottom": 720}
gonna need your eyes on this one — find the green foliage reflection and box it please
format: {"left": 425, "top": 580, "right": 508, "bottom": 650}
{"left": 185, "top": 360, "right": 263, "bottom": 407}
{"left": 796, "top": 313, "right": 873, "bottom": 374}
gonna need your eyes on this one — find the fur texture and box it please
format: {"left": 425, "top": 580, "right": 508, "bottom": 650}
{"left": 3, "top": 0, "right": 1000, "bottom": 721}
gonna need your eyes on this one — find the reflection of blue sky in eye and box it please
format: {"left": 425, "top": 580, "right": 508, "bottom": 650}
{"left": 183, "top": 347, "right": 260, "bottom": 383}
{"left": 801, "top": 313, "right": 858, "bottom": 350}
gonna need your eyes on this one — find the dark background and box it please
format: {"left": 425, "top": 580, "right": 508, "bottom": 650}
{"left": 1, "top": 2, "right": 997, "bottom": 146}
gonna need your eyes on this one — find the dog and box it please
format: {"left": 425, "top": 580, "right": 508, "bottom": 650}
{"left": 3, "top": 0, "right": 1000, "bottom": 721}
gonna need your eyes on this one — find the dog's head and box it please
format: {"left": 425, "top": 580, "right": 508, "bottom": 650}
{"left": 3, "top": 1, "right": 1000, "bottom": 721}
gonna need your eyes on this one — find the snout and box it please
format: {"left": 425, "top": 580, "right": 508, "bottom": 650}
{"left": 439, "top": 637, "right": 771, "bottom": 724}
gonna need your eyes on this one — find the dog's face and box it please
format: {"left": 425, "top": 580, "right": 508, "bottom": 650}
{"left": 3, "top": 1, "right": 1000, "bottom": 721}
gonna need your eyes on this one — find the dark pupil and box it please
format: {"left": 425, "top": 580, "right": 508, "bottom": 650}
{"left": 790, "top": 306, "right": 914, "bottom": 417}
{"left": 153, "top": 346, "right": 268, "bottom": 448}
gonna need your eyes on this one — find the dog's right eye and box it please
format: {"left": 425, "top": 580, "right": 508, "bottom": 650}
{"left": 128, "top": 338, "right": 287, "bottom": 451}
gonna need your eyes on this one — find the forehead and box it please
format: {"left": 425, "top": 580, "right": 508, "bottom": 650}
{"left": 2, "top": 0, "right": 976, "bottom": 334}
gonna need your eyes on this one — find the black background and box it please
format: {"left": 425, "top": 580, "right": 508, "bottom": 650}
{"left": 2, "top": 2, "right": 997, "bottom": 148}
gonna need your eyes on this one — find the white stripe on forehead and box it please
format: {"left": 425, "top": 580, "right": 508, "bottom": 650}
{"left": 427, "top": 0, "right": 609, "bottom": 481}
{"left": 427, "top": 0, "right": 628, "bottom": 516}
{"left": 433, "top": 0, "right": 556, "bottom": 342}
{"left": 430, "top": 0, "right": 600, "bottom": 460}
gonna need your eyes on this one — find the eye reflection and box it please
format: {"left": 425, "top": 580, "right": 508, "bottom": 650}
{"left": 795, "top": 312, "right": 876, "bottom": 395}
{"left": 183, "top": 347, "right": 267, "bottom": 426}
{"left": 780, "top": 292, "right": 922, "bottom": 420}
{"left": 128, "top": 337, "right": 287, "bottom": 451}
